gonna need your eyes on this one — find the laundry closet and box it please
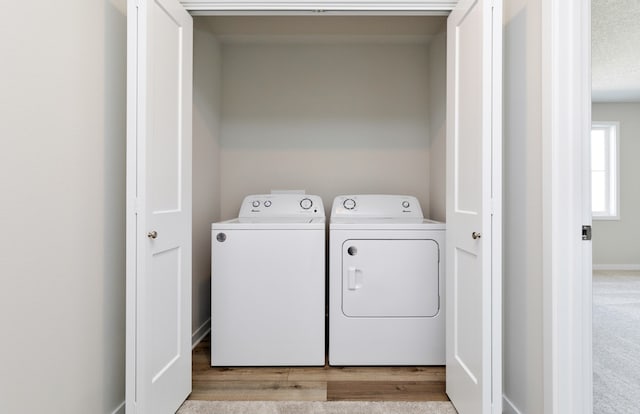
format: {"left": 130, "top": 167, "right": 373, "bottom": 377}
{"left": 191, "top": 14, "right": 449, "bottom": 366}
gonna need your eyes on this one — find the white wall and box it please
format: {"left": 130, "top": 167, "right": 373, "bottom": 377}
{"left": 192, "top": 20, "right": 222, "bottom": 342}
{"left": 0, "top": 1, "right": 126, "bottom": 413}
{"left": 592, "top": 103, "right": 640, "bottom": 268}
{"left": 218, "top": 40, "right": 434, "bottom": 219}
{"left": 502, "top": 1, "right": 544, "bottom": 413}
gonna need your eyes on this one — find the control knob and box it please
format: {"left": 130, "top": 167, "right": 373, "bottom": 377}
{"left": 252, "top": 200, "right": 260, "bottom": 208}
{"left": 343, "top": 198, "right": 356, "bottom": 210}
{"left": 264, "top": 200, "right": 272, "bottom": 207}
{"left": 402, "top": 200, "right": 410, "bottom": 208}
{"left": 300, "top": 198, "right": 313, "bottom": 210}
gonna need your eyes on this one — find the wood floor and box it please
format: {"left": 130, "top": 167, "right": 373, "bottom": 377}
{"left": 190, "top": 335, "right": 448, "bottom": 402}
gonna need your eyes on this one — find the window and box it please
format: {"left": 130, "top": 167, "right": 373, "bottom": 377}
{"left": 591, "top": 122, "right": 619, "bottom": 219}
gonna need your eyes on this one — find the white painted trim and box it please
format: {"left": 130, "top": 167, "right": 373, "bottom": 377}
{"left": 490, "top": 1, "right": 503, "bottom": 413}
{"left": 190, "top": 11, "right": 449, "bottom": 15}
{"left": 541, "top": 3, "right": 553, "bottom": 409}
{"left": 192, "top": 318, "right": 211, "bottom": 349}
{"left": 541, "top": 0, "right": 592, "bottom": 413}
{"left": 502, "top": 396, "right": 523, "bottom": 414}
{"left": 181, "top": 1, "right": 456, "bottom": 12}
{"left": 593, "top": 264, "right": 640, "bottom": 271}
{"left": 125, "top": 0, "right": 141, "bottom": 412}
{"left": 579, "top": 3, "right": 594, "bottom": 414}
{"left": 111, "top": 401, "right": 126, "bottom": 414}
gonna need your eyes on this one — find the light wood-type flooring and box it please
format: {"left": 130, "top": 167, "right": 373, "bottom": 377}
{"left": 190, "top": 335, "right": 448, "bottom": 402}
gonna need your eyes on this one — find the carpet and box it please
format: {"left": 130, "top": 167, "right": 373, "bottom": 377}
{"left": 593, "top": 270, "right": 640, "bottom": 414}
{"left": 177, "top": 401, "right": 457, "bottom": 414}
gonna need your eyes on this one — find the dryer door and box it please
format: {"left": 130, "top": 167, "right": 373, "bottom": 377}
{"left": 342, "top": 239, "right": 440, "bottom": 317}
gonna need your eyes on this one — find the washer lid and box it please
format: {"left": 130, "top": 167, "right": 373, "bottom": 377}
{"left": 212, "top": 217, "right": 326, "bottom": 230}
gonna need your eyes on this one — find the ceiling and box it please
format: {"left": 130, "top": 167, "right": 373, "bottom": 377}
{"left": 592, "top": 0, "right": 640, "bottom": 102}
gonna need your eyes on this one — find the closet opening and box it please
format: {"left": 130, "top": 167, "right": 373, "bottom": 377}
{"left": 191, "top": 14, "right": 449, "bottom": 401}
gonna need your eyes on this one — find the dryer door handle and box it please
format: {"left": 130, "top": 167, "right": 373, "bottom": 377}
{"left": 347, "top": 266, "right": 363, "bottom": 290}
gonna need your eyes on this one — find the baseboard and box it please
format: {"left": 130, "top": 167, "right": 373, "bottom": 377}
{"left": 192, "top": 318, "right": 211, "bottom": 349}
{"left": 503, "top": 395, "right": 523, "bottom": 414}
{"left": 111, "top": 401, "right": 125, "bottom": 414}
{"left": 593, "top": 264, "right": 640, "bottom": 271}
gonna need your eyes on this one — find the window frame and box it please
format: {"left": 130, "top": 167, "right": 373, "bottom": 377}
{"left": 591, "top": 121, "right": 620, "bottom": 220}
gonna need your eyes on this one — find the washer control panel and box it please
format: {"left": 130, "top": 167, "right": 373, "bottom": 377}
{"left": 239, "top": 194, "right": 325, "bottom": 217}
{"left": 331, "top": 195, "right": 423, "bottom": 218}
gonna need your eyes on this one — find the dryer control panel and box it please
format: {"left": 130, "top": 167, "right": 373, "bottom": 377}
{"left": 239, "top": 194, "right": 325, "bottom": 217}
{"left": 331, "top": 195, "right": 423, "bottom": 218}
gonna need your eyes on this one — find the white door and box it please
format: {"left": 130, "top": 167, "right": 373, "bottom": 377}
{"left": 126, "top": 0, "right": 193, "bottom": 413}
{"left": 445, "top": 0, "right": 502, "bottom": 413}
{"left": 341, "top": 239, "right": 440, "bottom": 317}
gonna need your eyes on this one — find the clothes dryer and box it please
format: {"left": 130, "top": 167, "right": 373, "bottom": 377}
{"left": 329, "top": 195, "right": 445, "bottom": 365}
{"left": 211, "top": 194, "right": 325, "bottom": 366}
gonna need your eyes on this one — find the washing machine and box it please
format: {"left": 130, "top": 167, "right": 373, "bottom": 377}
{"left": 329, "top": 195, "right": 445, "bottom": 365}
{"left": 211, "top": 194, "right": 325, "bottom": 366}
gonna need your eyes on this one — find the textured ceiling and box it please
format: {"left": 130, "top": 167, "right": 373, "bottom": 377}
{"left": 592, "top": 0, "right": 640, "bottom": 102}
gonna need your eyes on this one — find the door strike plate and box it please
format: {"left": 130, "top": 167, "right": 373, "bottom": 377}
{"left": 582, "top": 225, "right": 592, "bottom": 241}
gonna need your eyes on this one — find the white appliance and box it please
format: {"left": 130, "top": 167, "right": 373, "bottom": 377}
{"left": 211, "top": 194, "right": 325, "bottom": 366}
{"left": 329, "top": 195, "right": 445, "bottom": 365}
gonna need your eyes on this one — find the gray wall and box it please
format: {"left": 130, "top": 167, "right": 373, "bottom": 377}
{"left": 503, "top": 0, "right": 544, "bottom": 413}
{"left": 193, "top": 20, "right": 223, "bottom": 341}
{"left": 592, "top": 103, "right": 640, "bottom": 267}
{"left": 218, "top": 40, "right": 435, "bottom": 219}
{"left": 428, "top": 29, "right": 447, "bottom": 222}
{"left": 0, "top": 0, "right": 127, "bottom": 413}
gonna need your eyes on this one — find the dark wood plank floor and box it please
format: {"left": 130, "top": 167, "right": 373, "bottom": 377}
{"left": 190, "top": 335, "right": 448, "bottom": 402}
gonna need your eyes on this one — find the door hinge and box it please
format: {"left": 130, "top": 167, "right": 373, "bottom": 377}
{"left": 582, "top": 225, "right": 592, "bottom": 241}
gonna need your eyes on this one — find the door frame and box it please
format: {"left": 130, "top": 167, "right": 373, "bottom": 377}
{"left": 189, "top": 0, "right": 502, "bottom": 404}
{"left": 125, "top": 1, "right": 139, "bottom": 411}
{"left": 181, "top": 0, "right": 456, "bottom": 13}
{"left": 182, "top": 3, "right": 502, "bottom": 414}
{"left": 541, "top": 0, "right": 592, "bottom": 413}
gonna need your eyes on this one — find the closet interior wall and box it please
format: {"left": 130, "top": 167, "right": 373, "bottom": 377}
{"left": 191, "top": 15, "right": 447, "bottom": 339}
